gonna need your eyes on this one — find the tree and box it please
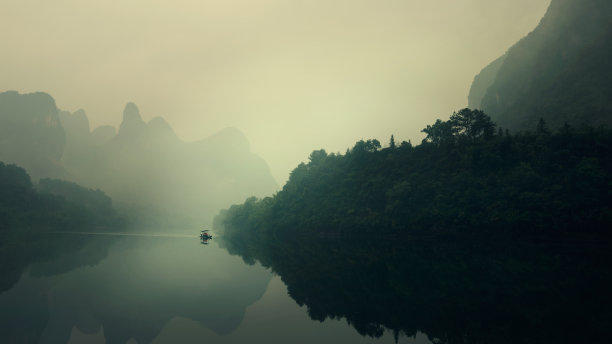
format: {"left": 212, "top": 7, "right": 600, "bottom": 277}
{"left": 450, "top": 108, "right": 496, "bottom": 142}
{"left": 352, "top": 139, "right": 381, "bottom": 154}
{"left": 389, "top": 135, "right": 396, "bottom": 149}
{"left": 308, "top": 149, "right": 328, "bottom": 164}
{"left": 536, "top": 118, "right": 550, "bottom": 135}
{"left": 559, "top": 122, "right": 573, "bottom": 135}
{"left": 400, "top": 140, "right": 413, "bottom": 149}
{"left": 421, "top": 119, "right": 455, "bottom": 146}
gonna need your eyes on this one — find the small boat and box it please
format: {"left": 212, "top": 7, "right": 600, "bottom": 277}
{"left": 200, "top": 230, "right": 213, "bottom": 240}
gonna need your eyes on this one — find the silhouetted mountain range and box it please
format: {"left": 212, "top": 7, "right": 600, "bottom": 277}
{"left": 0, "top": 91, "right": 278, "bottom": 225}
{"left": 469, "top": 0, "right": 612, "bottom": 131}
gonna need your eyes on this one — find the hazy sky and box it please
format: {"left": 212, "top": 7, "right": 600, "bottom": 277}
{"left": 1, "top": 0, "right": 550, "bottom": 184}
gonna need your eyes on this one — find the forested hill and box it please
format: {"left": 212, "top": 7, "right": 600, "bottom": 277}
{"left": 0, "top": 162, "right": 120, "bottom": 232}
{"left": 469, "top": 0, "right": 612, "bottom": 132}
{"left": 215, "top": 109, "right": 612, "bottom": 239}
{"left": 0, "top": 161, "right": 121, "bottom": 293}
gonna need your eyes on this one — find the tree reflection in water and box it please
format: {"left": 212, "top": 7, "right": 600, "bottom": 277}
{"left": 220, "top": 231, "right": 612, "bottom": 344}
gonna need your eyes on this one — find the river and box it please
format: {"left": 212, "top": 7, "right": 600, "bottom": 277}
{"left": 0, "top": 231, "right": 429, "bottom": 343}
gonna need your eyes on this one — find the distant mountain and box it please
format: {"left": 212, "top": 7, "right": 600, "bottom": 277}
{"left": 469, "top": 0, "right": 612, "bottom": 131}
{"left": 0, "top": 91, "right": 70, "bottom": 180}
{"left": 59, "top": 108, "right": 101, "bottom": 173}
{"left": 0, "top": 91, "right": 278, "bottom": 225}
{"left": 68, "top": 103, "right": 277, "bottom": 225}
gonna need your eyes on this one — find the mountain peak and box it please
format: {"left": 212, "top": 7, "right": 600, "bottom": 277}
{"left": 122, "top": 102, "right": 143, "bottom": 123}
{"left": 92, "top": 125, "right": 117, "bottom": 145}
{"left": 59, "top": 109, "right": 90, "bottom": 136}
{"left": 118, "top": 102, "right": 146, "bottom": 136}
{"left": 201, "top": 127, "right": 251, "bottom": 151}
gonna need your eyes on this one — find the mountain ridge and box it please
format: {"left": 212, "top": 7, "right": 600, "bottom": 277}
{"left": 469, "top": 0, "right": 612, "bottom": 131}
{"left": 0, "top": 90, "right": 278, "bottom": 225}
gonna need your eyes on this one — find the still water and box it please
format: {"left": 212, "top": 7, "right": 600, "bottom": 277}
{"left": 0, "top": 232, "right": 428, "bottom": 344}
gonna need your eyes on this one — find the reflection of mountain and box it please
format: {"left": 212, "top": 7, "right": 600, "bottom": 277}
{"left": 469, "top": 0, "right": 612, "bottom": 131}
{"left": 0, "top": 236, "right": 113, "bottom": 343}
{"left": 220, "top": 231, "right": 612, "bottom": 343}
{"left": 0, "top": 236, "right": 272, "bottom": 344}
{"left": 1, "top": 91, "right": 278, "bottom": 225}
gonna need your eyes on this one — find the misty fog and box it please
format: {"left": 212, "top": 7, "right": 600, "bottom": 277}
{"left": 1, "top": 0, "right": 550, "bottom": 183}
{"left": 4, "top": 1, "right": 612, "bottom": 343}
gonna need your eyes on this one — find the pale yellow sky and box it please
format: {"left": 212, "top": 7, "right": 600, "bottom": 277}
{"left": 0, "top": 0, "right": 551, "bottom": 184}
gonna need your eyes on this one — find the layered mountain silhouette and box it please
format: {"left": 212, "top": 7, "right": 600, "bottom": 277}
{"left": 0, "top": 91, "right": 70, "bottom": 180}
{"left": 1, "top": 91, "right": 278, "bottom": 225}
{"left": 469, "top": 0, "right": 612, "bottom": 131}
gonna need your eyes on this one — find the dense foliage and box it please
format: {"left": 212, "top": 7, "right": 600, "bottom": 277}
{"left": 37, "top": 178, "right": 117, "bottom": 224}
{"left": 215, "top": 109, "right": 612, "bottom": 239}
{"left": 215, "top": 109, "right": 612, "bottom": 343}
{"left": 220, "top": 234, "right": 612, "bottom": 343}
{"left": 0, "top": 162, "right": 120, "bottom": 232}
{"left": 0, "top": 161, "right": 122, "bottom": 293}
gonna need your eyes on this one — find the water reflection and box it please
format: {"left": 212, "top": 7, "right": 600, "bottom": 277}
{"left": 4, "top": 228, "right": 610, "bottom": 343}
{"left": 220, "top": 231, "right": 612, "bottom": 344}
{"left": 0, "top": 232, "right": 272, "bottom": 343}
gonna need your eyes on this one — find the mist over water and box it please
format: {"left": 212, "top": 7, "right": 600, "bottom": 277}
{"left": 2, "top": 0, "right": 612, "bottom": 343}
{"left": 0, "top": 231, "right": 420, "bottom": 344}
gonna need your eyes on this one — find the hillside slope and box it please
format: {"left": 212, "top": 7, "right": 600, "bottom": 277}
{"left": 470, "top": 0, "right": 612, "bottom": 131}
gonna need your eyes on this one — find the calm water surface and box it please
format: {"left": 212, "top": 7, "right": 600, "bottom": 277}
{"left": 0, "top": 232, "right": 426, "bottom": 344}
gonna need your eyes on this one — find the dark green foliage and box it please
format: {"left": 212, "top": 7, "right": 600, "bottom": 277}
{"left": 351, "top": 139, "right": 381, "bottom": 154}
{"left": 450, "top": 108, "right": 496, "bottom": 142}
{"left": 37, "top": 178, "right": 117, "bottom": 224}
{"left": 423, "top": 108, "right": 496, "bottom": 145}
{"left": 220, "top": 235, "right": 612, "bottom": 343}
{"left": 421, "top": 119, "right": 454, "bottom": 146}
{"left": 0, "top": 161, "right": 121, "bottom": 232}
{"left": 216, "top": 111, "right": 612, "bottom": 240}
{"left": 216, "top": 111, "right": 612, "bottom": 343}
{"left": 0, "top": 162, "right": 122, "bottom": 292}
{"left": 536, "top": 117, "right": 550, "bottom": 135}
{"left": 0, "top": 162, "right": 32, "bottom": 197}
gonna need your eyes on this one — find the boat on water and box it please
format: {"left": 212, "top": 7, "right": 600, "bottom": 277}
{"left": 200, "top": 230, "right": 213, "bottom": 240}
